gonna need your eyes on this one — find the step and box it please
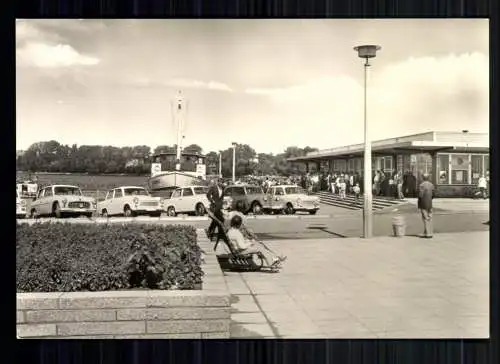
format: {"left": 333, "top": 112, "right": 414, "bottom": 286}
{"left": 319, "top": 196, "right": 398, "bottom": 208}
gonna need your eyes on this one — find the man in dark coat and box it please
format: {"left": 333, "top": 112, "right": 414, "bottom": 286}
{"left": 418, "top": 173, "right": 434, "bottom": 238}
{"left": 206, "top": 178, "right": 225, "bottom": 240}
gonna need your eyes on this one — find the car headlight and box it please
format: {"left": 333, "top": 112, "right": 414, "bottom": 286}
{"left": 20, "top": 199, "right": 26, "bottom": 206}
{"left": 297, "top": 198, "right": 302, "bottom": 205}
{"left": 133, "top": 197, "right": 139, "bottom": 205}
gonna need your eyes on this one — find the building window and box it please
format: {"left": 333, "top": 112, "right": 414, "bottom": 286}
{"left": 384, "top": 157, "right": 393, "bottom": 173}
{"left": 471, "top": 155, "right": 483, "bottom": 184}
{"left": 450, "top": 154, "right": 470, "bottom": 184}
{"left": 484, "top": 155, "right": 489, "bottom": 174}
{"left": 437, "top": 154, "right": 450, "bottom": 184}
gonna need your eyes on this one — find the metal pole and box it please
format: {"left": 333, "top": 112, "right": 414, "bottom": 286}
{"left": 232, "top": 146, "right": 236, "bottom": 183}
{"left": 218, "top": 152, "right": 222, "bottom": 178}
{"left": 363, "top": 59, "right": 373, "bottom": 239}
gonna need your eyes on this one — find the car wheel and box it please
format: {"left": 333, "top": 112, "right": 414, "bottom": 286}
{"left": 251, "top": 202, "right": 263, "bottom": 214}
{"left": 124, "top": 205, "right": 135, "bottom": 217}
{"left": 53, "top": 202, "right": 62, "bottom": 218}
{"left": 167, "top": 206, "right": 177, "bottom": 217}
{"left": 309, "top": 210, "right": 317, "bottom": 215}
{"left": 195, "top": 203, "right": 206, "bottom": 216}
{"left": 101, "top": 209, "right": 109, "bottom": 218}
{"left": 30, "top": 209, "right": 38, "bottom": 219}
{"left": 284, "top": 203, "right": 295, "bottom": 215}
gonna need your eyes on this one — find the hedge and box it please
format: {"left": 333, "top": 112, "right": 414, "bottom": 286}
{"left": 16, "top": 222, "right": 204, "bottom": 292}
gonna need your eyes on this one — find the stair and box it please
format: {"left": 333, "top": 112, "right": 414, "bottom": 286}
{"left": 315, "top": 191, "right": 404, "bottom": 211}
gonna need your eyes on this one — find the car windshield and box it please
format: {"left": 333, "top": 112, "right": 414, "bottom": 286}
{"left": 54, "top": 187, "right": 82, "bottom": 196}
{"left": 193, "top": 187, "right": 209, "bottom": 195}
{"left": 284, "top": 187, "right": 304, "bottom": 195}
{"left": 124, "top": 188, "right": 149, "bottom": 196}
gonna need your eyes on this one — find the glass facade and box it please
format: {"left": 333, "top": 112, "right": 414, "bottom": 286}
{"left": 437, "top": 153, "right": 488, "bottom": 185}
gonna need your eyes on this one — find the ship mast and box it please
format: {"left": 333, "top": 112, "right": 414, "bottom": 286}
{"left": 174, "top": 90, "right": 184, "bottom": 171}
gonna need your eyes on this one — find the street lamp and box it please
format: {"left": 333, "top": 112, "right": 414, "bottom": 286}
{"left": 354, "top": 44, "right": 381, "bottom": 239}
{"left": 231, "top": 142, "right": 237, "bottom": 183}
{"left": 218, "top": 151, "right": 222, "bottom": 178}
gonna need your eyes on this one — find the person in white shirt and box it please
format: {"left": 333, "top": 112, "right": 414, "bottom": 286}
{"left": 477, "top": 175, "right": 488, "bottom": 199}
{"left": 227, "top": 215, "right": 284, "bottom": 267}
{"left": 223, "top": 202, "right": 285, "bottom": 259}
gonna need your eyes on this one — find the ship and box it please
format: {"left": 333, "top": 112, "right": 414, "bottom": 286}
{"left": 148, "top": 91, "right": 208, "bottom": 197}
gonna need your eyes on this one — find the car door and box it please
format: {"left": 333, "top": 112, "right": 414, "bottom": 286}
{"left": 265, "top": 187, "right": 274, "bottom": 209}
{"left": 42, "top": 187, "right": 54, "bottom": 214}
{"left": 111, "top": 188, "right": 124, "bottom": 215}
{"left": 31, "top": 188, "right": 45, "bottom": 215}
{"left": 99, "top": 190, "right": 113, "bottom": 215}
{"left": 180, "top": 188, "right": 195, "bottom": 212}
{"left": 168, "top": 188, "right": 182, "bottom": 211}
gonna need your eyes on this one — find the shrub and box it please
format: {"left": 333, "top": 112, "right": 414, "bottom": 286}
{"left": 16, "top": 222, "right": 204, "bottom": 292}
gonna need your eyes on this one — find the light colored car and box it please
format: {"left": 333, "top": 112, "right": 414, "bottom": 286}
{"left": 263, "top": 185, "right": 320, "bottom": 215}
{"left": 97, "top": 186, "right": 163, "bottom": 217}
{"left": 164, "top": 186, "right": 210, "bottom": 216}
{"left": 223, "top": 184, "right": 266, "bottom": 214}
{"left": 16, "top": 189, "right": 27, "bottom": 218}
{"left": 29, "top": 185, "right": 96, "bottom": 218}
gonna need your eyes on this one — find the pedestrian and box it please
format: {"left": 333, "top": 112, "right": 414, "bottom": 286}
{"left": 353, "top": 183, "right": 361, "bottom": 200}
{"left": 477, "top": 174, "right": 488, "bottom": 199}
{"left": 339, "top": 175, "right": 346, "bottom": 199}
{"left": 418, "top": 173, "right": 434, "bottom": 239}
{"left": 396, "top": 171, "right": 405, "bottom": 200}
{"left": 206, "top": 178, "right": 225, "bottom": 240}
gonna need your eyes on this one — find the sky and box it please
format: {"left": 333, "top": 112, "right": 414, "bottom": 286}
{"left": 16, "top": 19, "right": 489, "bottom": 155}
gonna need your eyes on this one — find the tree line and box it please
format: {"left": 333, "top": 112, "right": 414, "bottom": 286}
{"left": 16, "top": 140, "right": 320, "bottom": 177}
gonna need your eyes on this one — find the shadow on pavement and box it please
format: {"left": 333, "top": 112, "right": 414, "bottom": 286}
{"left": 306, "top": 225, "right": 347, "bottom": 238}
{"left": 229, "top": 295, "right": 267, "bottom": 338}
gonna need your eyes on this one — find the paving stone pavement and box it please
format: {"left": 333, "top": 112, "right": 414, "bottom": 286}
{"left": 225, "top": 231, "right": 489, "bottom": 339}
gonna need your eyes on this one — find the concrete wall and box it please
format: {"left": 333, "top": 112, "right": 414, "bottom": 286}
{"left": 17, "top": 229, "right": 231, "bottom": 339}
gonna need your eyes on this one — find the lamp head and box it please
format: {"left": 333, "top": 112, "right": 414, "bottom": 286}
{"left": 231, "top": 142, "right": 237, "bottom": 147}
{"left": 354, "top": 45, "right": 381, "bottom": 59}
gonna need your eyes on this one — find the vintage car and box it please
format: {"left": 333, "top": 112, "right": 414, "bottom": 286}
{"left": 164, "top": 185, "right": 210, "bottom": 216}
{"left": 97, "top": 186, "right": 163, "bottom": 217}
{"left": 16, "top": 189, "right": 27, "bottom": 218}
{"left": 263, "top": 185, "right": 320, "bottom": 215}
{"left": 29, "top": 185, "right": 96, "bottom": 218}
{"left": 222, "top": 184, "right": 266, "bottom": 214}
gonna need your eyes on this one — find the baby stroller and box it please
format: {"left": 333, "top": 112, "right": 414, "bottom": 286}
{"left": 207, "top": 210, "right": 280, "bottom": 273}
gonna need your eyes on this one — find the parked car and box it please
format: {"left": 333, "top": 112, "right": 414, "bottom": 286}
{"left": 163, "top": 185, "right": 210, "bottom": 216}
{"left": 97, "top": 186, "right": 163, "bottom": 217}
{"left": 263, "top": 185, "right": 320, "bottom": 214}
{"left": 16, "top": 189, "right": 27, "bottom": 218}
{"left": 223, "top": 184, "right": 266, "bottom": 214}
{"left": 29, "top": 185, "right": 96, "bottom": 218}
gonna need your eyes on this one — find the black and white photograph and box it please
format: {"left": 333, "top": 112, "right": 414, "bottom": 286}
{"left": 16, "top": 19, "right": 489, "bottom": 339}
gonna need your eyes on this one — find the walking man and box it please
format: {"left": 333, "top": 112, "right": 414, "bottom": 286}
{"left": 418, "top": 173, "right": 434, "bottom": 239}
{"left": 206, "top": 178, "right": 225, "bottom": 240}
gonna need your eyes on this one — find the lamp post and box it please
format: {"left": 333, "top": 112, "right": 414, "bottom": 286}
{"left": 354, "top": 44, "right": 381, "bottom": 239}
{"left": 218, "top": 151, "right": 222, "bottom": 178}
{"left": 231, "top": 142, "right": 237, "bottom": 183}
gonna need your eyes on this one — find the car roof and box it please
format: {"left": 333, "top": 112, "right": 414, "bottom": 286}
{"left": 50, "top": 185, "right": 80, "bottom": 188}
{"left": 225, "top": 184, "right": 261, "bottom": 188}
{"left": 116, "top": 186, "right": 146, "bottom": 189}
{"left": 175, "top": 185, "right": 208, "bottom": 189}
{"left": 272, "top": 185, "right": 300, "bottom": 188}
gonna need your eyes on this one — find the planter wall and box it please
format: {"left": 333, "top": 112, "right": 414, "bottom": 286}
{"left": 17, "top": 229, "right": 230, "bottom": 339}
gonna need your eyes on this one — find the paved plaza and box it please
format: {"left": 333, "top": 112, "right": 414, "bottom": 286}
{"left": 221, "top": 231, "right": 490, "bottom": 339}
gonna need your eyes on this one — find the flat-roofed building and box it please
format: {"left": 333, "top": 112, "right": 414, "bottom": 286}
{"left": 287, "top": 131, "right": 489, "bottom": 197}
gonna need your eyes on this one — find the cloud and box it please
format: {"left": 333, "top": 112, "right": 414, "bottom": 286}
{"left": 243, "top": 52, "right": 488, "bottom": 147}
{"left": 132, "top": 77, "right": 233, "bottom": 92}
{"left": 16, "top": 20, "right": 100, "bottom": 69}
{"left": 16, "top": 42, "right": 100, "bottom": 68}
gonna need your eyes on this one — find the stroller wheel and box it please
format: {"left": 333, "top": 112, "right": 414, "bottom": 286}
{"left": 247, "top": 253, "right": 264, "bottom": 270}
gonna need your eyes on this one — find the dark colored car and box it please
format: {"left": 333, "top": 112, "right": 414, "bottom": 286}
{"left": 223, "top": 184, "right": 266, "bottom": 214}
